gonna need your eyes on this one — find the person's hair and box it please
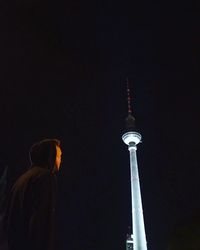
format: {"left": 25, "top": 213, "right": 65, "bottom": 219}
{"left": 29, "top": 139, "right": 61, "bottom": 170}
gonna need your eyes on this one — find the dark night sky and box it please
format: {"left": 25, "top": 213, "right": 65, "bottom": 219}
{"left": 0, "top": 1, "right": 200, "bottom": 249}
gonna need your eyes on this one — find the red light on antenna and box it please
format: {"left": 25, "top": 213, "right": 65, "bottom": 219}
{"left": 126, "top": 78, "right": 133, "bottom": 115}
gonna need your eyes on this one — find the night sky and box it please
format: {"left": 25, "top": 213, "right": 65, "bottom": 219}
{"left": 0, "top": 1, "right": 200, "bottom": 250}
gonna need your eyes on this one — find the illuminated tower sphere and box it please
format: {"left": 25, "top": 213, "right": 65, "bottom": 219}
{"left": 122, "top": 82, "right": 147, "bottom": 250}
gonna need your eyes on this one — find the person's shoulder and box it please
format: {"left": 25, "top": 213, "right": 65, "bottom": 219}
{"left": 30, "top": 167, "right": 53, "bottom": 180}
{"left": 17, "top": 167, "right": 53, "bottom": 187}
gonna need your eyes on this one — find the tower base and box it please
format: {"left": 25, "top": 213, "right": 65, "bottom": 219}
{"left": 126, "top": 234, "right": 134, "bottom": 250}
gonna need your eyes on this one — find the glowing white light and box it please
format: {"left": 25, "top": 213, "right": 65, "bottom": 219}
{"left": 122, "top": 132, "right": 142, "bottom": 145}
{"left": 123, "top": 131, "right": 147, "bottom": 250}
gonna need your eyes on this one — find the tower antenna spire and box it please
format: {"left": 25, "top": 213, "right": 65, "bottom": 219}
{"left": 126, "top": 78, "right": 133, "bottom": 115}
{"left": 125, "top": 78, "right": 136, "bottom": 131}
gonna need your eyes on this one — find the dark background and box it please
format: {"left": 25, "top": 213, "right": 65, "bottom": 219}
{"left": 0, "top": 1, "right": 200, "bottom": 249}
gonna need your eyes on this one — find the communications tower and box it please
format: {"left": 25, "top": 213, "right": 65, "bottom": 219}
{"left": 122, "top": 80, "right": 147, "bottom": 250}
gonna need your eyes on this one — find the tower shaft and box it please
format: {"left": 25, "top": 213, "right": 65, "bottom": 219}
{"left": 128, "top": 143, "right": 147, "bottom": 250}
{"left": 122, "top": 132, "right": 147, "bottom": 250}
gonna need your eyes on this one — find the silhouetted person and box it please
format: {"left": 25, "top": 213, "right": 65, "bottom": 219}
{"left": 3, "top": 139, "right": 62, "bottom": 250}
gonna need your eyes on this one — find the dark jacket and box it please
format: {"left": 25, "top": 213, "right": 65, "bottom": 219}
{"left": 3, "top": 139, "right": 59, "bottom": 250}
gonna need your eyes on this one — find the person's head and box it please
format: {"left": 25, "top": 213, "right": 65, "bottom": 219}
{"left": 29, "top": 139, "right": 62, "bottom": 173}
